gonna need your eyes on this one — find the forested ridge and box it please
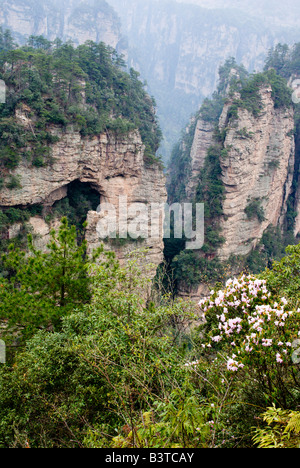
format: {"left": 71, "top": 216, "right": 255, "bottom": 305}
{"left": 0, "top": 28, "right": 162, "bottom": 174}
{"left": 0, "top": 28, "right": 162, "bottom": 259}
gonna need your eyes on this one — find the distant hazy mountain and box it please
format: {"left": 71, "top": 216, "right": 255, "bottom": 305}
{"left": 176, "top": 0, "right": 300, "bottom": 28}
{"left": 0, "top": 0, "right": 122, "bottom": 48}
{"left": 109, "top": 0, "right": 300, "bottom": 159}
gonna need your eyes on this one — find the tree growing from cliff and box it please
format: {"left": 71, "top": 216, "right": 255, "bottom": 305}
{"left": 0, "top": 217, "right": 101, "bottom": 345}
{"left": 0, "top": 37, "right": 162, "bottom": 173}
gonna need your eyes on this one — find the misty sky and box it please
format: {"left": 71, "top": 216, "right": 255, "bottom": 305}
{"left": 152, "top": 0, "right": 300, "bottom": 28}
{"left": 109, "top": 0, "right": 300, "bottom": 28}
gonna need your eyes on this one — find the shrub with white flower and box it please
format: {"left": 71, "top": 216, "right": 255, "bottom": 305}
{"left": 199, "top": 275, "right": 300, "bottom": 373}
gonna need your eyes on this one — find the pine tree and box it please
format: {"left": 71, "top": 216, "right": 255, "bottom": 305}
{"left": 0, "top": 217, "right": 101, "bottom": 343}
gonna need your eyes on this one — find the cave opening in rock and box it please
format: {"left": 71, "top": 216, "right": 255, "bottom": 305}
{"left": 52, "top": 180, "right": 100, "bottom": 233}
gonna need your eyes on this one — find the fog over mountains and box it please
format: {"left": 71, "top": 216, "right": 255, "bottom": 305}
{"left": 110, "top": 0, "right": 300, "bottom": 158}
{"left": 176, "top": 0, "right": 300, "bottom": 27}
{"left": 1, "top": 0, "right": 299, "bottom": 159}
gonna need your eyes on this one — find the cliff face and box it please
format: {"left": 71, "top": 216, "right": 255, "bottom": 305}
{"left": 217, "top": 86, "right": 295, "bottom": 260}
{"left": 0, "top": 118, "right": 166, "bottom": 278}
{"left": 168, "top": 72, "right": 298, "bottom": 297}
{"left": 0, "top": 0, "right": 122, "bottom": 48}
{"left": 0, "top": 34, "right": 166, "bottom": 280}
{"left": 185, "top": 118, "right": 215, "bottom": 199}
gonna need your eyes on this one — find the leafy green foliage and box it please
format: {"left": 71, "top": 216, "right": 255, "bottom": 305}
{"left": 0, "top": 330, "right": 107, "bottom": 448}
{"left": 200, "top": 93, "right": 225, "bottom": 123}
{"left": 195, "top": 143, "right": 225, "bottom": 221}
{"left": 0, "top": 206, "right": 45, "bottom": 257}
{"left": 253, "top": 405, "right": 300, "bottom": 448}
{"left": 166, "top": 139, "right": 226, "bottom": 289}
{"left": 237, "top": 73, "right": 267, "bottom": 116}
{"left": 167, "top": 117, "right": 198, "bottom": 204}
{"left": 264, "top": 42, "right": 300, "bottom": 79}
{"left": 0, "top": 217, "right": 101, "bottom": 344}
{"left": 171, "top": 250, "right": 225, "bottom": 288}
{"left": 0, "top": 248, "right": 199, "bottom": 448}
{"left": 217, "top": 57, "right": 248, "bottom": 93}
{"left": 0, "top": 230, "right": 300, "bottom": 447}
{"left": 201, "top": 57, "right": 248, "bottom": 123}
{"left": 244, "top": 226, "right": 287, "bottom": 274}
{"left": 261, "top": 242, "right": 300, "bottom": 308}
{"left": 225, "top": 67, "right": 291, "bottom": 121}
{"left": 264, "top": 43, "right": 290, "bottom": 77}
{"left": 265, "top": 69, "right": 292, "bottom": 109}
{"left": 196, "top": 269, "right": 300, "bottom": 447}
{"left": 110, "top": 391, "right": 209, "bottom": 449}
{"left": 0, "top": 36, "right": 162, "bottom": 179}
{"left": 1, "top": 31, "right": 300, "bottom": 449}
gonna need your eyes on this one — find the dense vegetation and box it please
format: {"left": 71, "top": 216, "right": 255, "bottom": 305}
{"left": 1, "top": 219, "right": 300, "bottom": 448}
{"left": 0, "top": 29, "right": 162, "bottom": 177}
{"left": 0, "top": 218, "right": 101, "bottom": 345}
{"left": 1, "top": 23, "right": 300, "bottom": 448}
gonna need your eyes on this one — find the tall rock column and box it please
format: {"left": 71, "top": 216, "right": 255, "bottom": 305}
{"left": 217, "top": 86, "right": 295, "bottom": 260}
